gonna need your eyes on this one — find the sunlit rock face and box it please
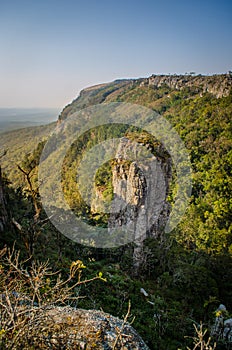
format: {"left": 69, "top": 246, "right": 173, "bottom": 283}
{"left": 108, "top": 138, "right": 172, "bottom": 269}
{"left": 146, "top": 73, "right": 232, "bottom": 98}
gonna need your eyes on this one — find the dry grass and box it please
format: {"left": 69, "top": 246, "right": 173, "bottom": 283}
{"left": 0, "top": 246, "right": 104, "bottom": 349}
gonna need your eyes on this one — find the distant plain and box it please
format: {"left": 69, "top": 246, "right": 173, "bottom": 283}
{"left": 0, "top": 108, "right": 60, "bottom": 133}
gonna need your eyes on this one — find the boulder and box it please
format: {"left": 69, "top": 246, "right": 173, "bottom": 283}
{"left": 29, "top": 306, "right": 150, "bottom": 349}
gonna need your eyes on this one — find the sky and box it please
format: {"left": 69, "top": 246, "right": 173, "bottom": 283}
{"left": 0, "top": 0, "right": 231, "bottom": 109}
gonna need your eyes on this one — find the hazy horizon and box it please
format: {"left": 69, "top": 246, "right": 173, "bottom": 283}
{"left": 0, "top": 107, "right": 60, "bottom": 133}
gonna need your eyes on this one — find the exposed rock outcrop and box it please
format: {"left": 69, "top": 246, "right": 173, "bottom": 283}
{"left": 211, "top": 304, "right": 232, "bottom": 343}
{"left": 27, "top": 306, "right": 150, "bottom": 349}
{"left": 146, "top": 73, "right": 232, "bottom": 98}
{"left": 59, "top": 73, "right": 232, "bottom": 123}
{"left": 108, "top": 138, "right": 172, "bottom": 270}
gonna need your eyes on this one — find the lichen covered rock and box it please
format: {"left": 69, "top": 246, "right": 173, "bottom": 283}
{"left": 32, "top": 306, "right": 150, "bottom": 349}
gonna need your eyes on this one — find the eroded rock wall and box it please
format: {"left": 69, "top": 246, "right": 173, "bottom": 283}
{"left": 108, "top": 138, "right": 172, "bottom": 270}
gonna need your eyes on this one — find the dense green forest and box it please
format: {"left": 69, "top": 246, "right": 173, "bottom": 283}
{"left": 0, "top": 74, "right": 232, "bottom": 349}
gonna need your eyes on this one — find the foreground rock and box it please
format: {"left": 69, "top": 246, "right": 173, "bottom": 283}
{"left": 31, "top": 307, "right": 150, "bottom": 349}
{"left": 211, "top": 304, "right": 232, "bottom": 343}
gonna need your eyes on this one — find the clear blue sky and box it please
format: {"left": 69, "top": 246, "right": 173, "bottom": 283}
{"left": 0, "top": 0, "right": 231, "bottom": 109}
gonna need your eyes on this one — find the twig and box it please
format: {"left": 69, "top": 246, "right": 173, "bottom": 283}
{"left": 112, "top": 300, "right": 133, "bottom": 349}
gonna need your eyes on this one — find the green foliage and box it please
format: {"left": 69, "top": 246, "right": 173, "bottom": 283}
{"left": 164, "top": 92, "right": 232, "bottom": 255}
{"left": 0, "top": 123, "right": 54, "bottom": 188}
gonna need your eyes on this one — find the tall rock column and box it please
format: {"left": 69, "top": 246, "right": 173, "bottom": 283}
{"left": 108, "top": 138, "right": 172, "bottom": 271}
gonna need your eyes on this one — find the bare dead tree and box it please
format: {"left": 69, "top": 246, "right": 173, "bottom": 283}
{"left": 17, "top": 164, "right": 41, "bottom": 222}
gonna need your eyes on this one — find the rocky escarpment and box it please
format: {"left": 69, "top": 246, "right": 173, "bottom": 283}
{"left": 58, "top": 73, "right": 232, "bottom": 123}
{"left": 108, "top": 138, "right": 172, "bottom": 270}
{"left": 144, "top": 73, "right": 232, "bottom": 98}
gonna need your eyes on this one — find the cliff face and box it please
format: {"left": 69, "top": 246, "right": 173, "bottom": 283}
{"left": 59, "top": 73, "right": 232, "bottom": 122}
{"left": 145, "top": 73, "right": 232, "bottom": 98}
{"left": 108, "top": 138, "right": 172, "bottom": 269}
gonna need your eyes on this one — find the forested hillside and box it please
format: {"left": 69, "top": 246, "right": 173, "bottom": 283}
{"left": 0, "top": 74, "right": 231, "bottom": 349}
